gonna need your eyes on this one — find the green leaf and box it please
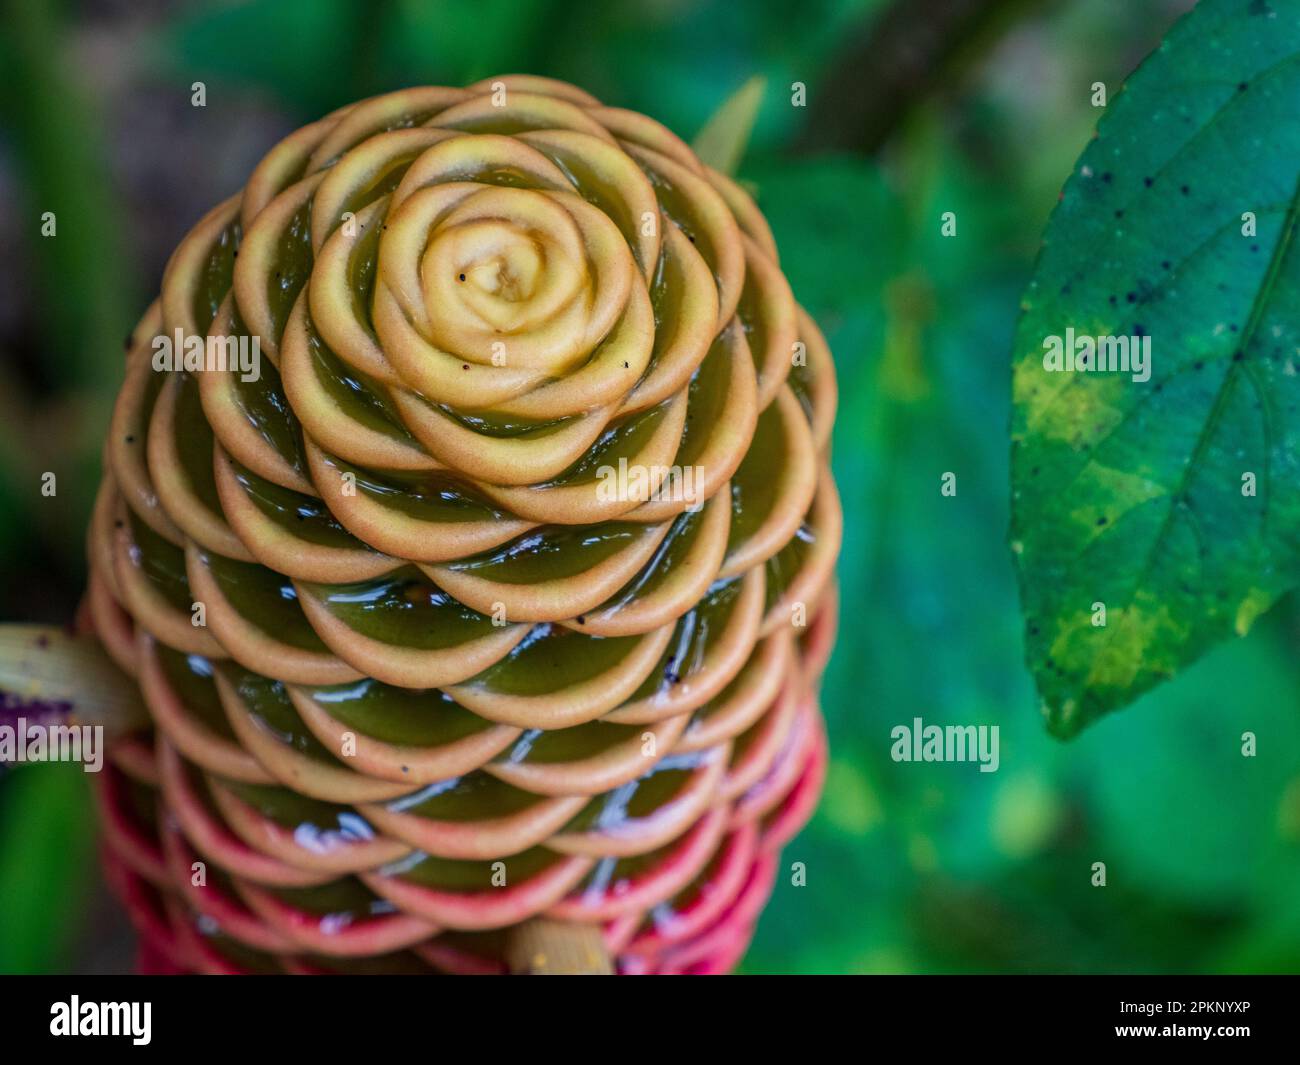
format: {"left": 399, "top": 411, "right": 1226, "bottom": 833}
{"left": 1010, "top": 0, "right": 1300, "bottom": 738}
{"left": 0, "top": 763, "right": 94, "bottom": 972}
{"left": 691, "top": 75, "right": 766, "bottom": 175}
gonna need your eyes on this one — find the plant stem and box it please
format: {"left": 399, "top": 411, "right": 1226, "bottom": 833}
{"left": 506, "top": 918, "right": 614, "bottom": 975}
{"left": 794, "top": 0, "right": 1047, "bottom": 155}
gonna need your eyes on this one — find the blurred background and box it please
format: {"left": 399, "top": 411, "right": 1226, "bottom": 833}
{"left": 4, "top": 0, "right": 1300, "bottom": 975}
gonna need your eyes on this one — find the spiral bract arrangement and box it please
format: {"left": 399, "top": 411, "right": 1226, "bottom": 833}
{"left": 88, "top": 75, "right": 840, "bottom": 974}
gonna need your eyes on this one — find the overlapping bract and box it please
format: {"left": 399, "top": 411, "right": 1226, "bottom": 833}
{"left": 89, "top": 75, "right": 840, "bottom": 974}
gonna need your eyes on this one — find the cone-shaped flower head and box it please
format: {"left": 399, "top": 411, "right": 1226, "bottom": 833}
{"left": 88, "top": 75, "right": 840, "bottom": 975}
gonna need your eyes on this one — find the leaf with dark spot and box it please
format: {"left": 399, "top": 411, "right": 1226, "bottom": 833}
{"left": 1011, "top": 0, "right": 1300, "bottom": 737}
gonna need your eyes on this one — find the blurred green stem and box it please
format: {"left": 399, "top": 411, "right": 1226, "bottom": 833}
{"left": 795, "top": 0, "right": 1048, "bottom": 154}
{"left": 0, "top": 0, "right": 134, "bottom": 574}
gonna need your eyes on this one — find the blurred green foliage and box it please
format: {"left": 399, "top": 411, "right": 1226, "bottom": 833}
{"left": 1, "top": 0, "right": 1297, "bottom": 974}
